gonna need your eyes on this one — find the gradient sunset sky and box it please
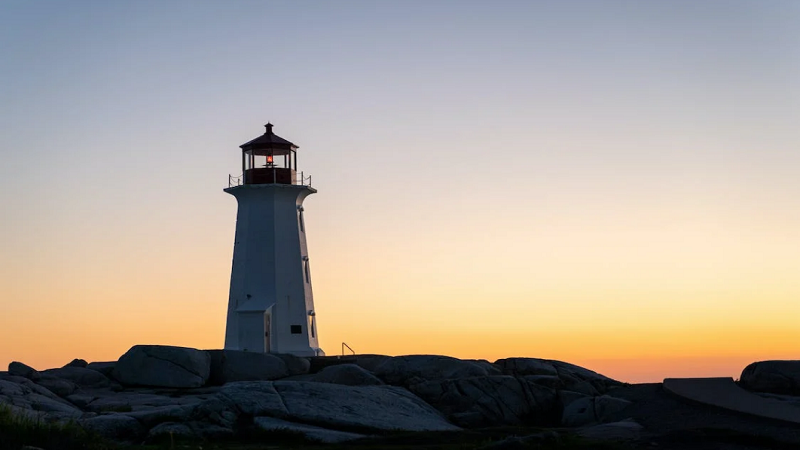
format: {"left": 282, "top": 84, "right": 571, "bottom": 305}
{"left": 1, "top": 1, "right": 798, "bottom": 383}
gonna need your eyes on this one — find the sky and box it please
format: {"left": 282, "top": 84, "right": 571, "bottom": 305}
{"left": 1, "top": 1, "right": 798, "bottom": 383}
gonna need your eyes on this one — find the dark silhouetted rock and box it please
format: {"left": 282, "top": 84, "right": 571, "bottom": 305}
{"left": 275, "top": 353, "right": 311, "bottom": 376}
{"left": 64, "top": 359, "right": 88, "bottom": 368}
{"left": 86, "top": 362, "right": 116, "bottom": 377}
{"left": 374, "top": 355, "right": 490, "bottom": 386}
{"left": 66, "top": 393, "right": 95, "bottom": 409}
{"left": 410, "top": 375, "right": 558, "bottom": 427}
{"left": 85, "top": 390, "right": 204, "bottom": 414}
{"left": 497, "top": 358, "right": 558, "bottom": 377}
{"left": 37, "top": 377, "right": 79, "bottom": 397}
{"left": 0, "top": 379, "right": 82, "bottom": 417}
{"left": 496, "top": 358, "right": 621, "bottom": 394}
{"left": 312, "top": 364, "right": 384, "bottom": 386}
{"left": 523, "top": 375, "right": 561, "bottom": 389}
{"left": 352, "top": 354, "right": 392, "bottom": 372}
{"left": 561, "top": 395, "right": 631, "bottom": 427}
{"left": 81, "top": 414, "right": 145, "bottom": 441}
{"left": 8, "top": 362, "right": 40, "bottom": 381}
{"left": 274, "top": 381, "right": 459, "bottom": 432}
{"left": 208, "top": 350, "right": 288, "bottom": 384}
{"left": 43, "top": 367, "right": 111, "bottom": 388}
{"left": 190, "top": 397, "right": 239, "bottom": 429}
{"left": 213, "top": 380, "right": 459, "bottom": 432}
{"left": 740, "top": 360, "right": 800, "bottom": 395}
{"left": 124, "top": 405, "right": 195, "bottom": 428}
{"left": 1, "top": 375, "right": 66, "bottom": 403}
{"left": 468, "top": 359, "right": 503, "bottom": 375}
{"left": 113, "top": 345, "right": 211, "bottom": 388}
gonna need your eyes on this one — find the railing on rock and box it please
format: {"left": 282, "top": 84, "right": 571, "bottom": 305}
{"left": 341, "top": 342, "right": 355, "bottom": 357}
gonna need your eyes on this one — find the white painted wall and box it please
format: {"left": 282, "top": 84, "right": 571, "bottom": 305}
{"left": 223, "top": 183, "right": 323, "bottom": 356}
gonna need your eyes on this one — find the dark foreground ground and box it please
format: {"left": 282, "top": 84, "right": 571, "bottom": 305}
{"left": 602, "top": 383, "right": 800, "bottom": 450}
{"left": 4, "top": 383, "right": 800, "bottom": 450}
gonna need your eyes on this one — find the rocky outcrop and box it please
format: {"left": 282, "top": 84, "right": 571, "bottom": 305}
{"left": 64, "top": 358, "right": 89, "bottom": 368}
{"left": 86, "top": 361, "right": 116, "bottom": 377}
{"left": 8, "top": 362, "right": 40, "bottom": 381}
{"left": 496, "top": 358, "right": 558, "bottom": 377}
{"left": 496, "top": 358, "right": 621, "bottom": 394}
{"left": 215, "top": 380, "right": 460, "bottom": 432}
{"left": 37, "top": 377, "right": 79, "bottom": 397}
{"left": 409, "top": 375, "right": 558, "bottom": 427}
{"left": 311, "top": 364, "right": 384, "bottom": 386}
{"left": 208, "top": 350, "right": 288, "bottom": 384}
{"left": 740, "top": 360, "right": 800, "bottom": 395}
{"left": 124, "top": 404, "right": 195, "bottom": 427}
{"left": 113, "top": 345, "right": 211, "bottom": 388}
{"left": 0, "top": 349, "right": 636, "bottom": 446}
{"left": 374, "top": 355, "right": 490, "bottom": 386}
{"left": 278, "top": 381, "right": 458, "bottom": 431}
{"left": 42, "top": 367, "right": 111, "bottom": 388}
{"left": 0, "top": 378, "right": 82, "bottom": 419}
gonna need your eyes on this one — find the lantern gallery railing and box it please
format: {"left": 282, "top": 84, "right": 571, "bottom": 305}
{"left": 227, "top": 171, "right": 311, "bottom": 188}
{"left": 228, "top": 174, "right": 242, "bottom": 187}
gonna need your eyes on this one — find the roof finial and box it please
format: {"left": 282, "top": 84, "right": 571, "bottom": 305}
{"left": 265, "top": 122, "right": 274, "bottom": 135}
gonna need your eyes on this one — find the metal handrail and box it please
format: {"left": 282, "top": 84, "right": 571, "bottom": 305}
{"left": 228, "top": 174, "right": 243, "bottom": 188}
{"left": 341, "top": 342, "right": 355, "bottom": 356}
{"left": 227, "top": 171, "right": 311, "bottom": 188}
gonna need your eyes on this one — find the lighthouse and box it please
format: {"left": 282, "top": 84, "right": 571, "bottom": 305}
{"left": 223, "top": 123, "right": 324, "bottom": 357}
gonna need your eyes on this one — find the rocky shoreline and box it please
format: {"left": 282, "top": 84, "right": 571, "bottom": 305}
{"left": 2, "top": 346, "right": 800, "bottom": 449}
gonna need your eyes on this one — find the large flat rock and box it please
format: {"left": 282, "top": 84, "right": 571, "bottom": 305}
{"left": 664, "top": 377, "right": 800, "bottom": 425}
{"left": 215, "top": 380, "right": 459, "bottom": 432}
{"left": 114, "top": 345, "right": 211, "bottom": 388}
{"left": 208, "top": 350, "right": 288, "bottom": 384}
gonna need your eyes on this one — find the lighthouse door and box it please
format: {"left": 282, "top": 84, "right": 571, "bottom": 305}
{"left": 237, "top": 311, "right": 266, "bottom": 352}
{"left": 264, "top": 312, "right": 271, "bottom": 353}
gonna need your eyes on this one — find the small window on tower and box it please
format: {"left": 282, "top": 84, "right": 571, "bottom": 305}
{"left": 291, "top": 325, "right": 302, "bottom": 334}
{"left": 298, "top": 207, "right": 305, "bottom": 232}
{"left": 309, "top": 316, "right": 315, "bottom": 338}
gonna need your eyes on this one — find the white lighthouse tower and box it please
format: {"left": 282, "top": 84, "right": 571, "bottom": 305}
{"left": 223, "top": 123, "right": 323, "bottom": 356}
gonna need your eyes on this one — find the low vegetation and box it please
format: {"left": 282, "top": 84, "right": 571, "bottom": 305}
{"left": 0, "top": 404, "right": 112, "bottom": 450}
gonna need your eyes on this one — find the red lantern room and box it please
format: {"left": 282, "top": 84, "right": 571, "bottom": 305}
{"left": 239, "top": 123, "right": 299, "bottom": 185}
